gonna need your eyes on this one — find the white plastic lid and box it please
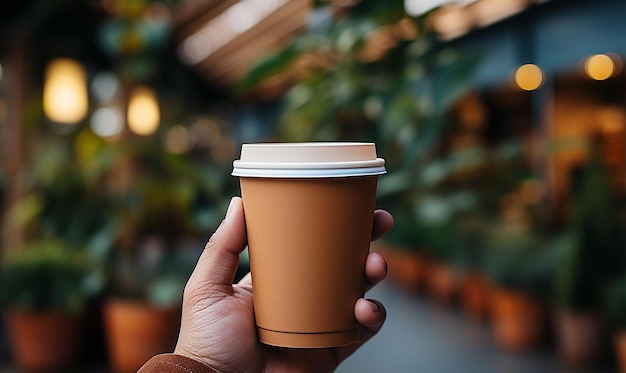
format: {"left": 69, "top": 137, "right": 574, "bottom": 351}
{"left": 232, "top": 142, "right": 386, "bottom": 178}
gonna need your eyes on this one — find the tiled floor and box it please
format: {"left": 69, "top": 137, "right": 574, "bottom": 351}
{"left": 338, "top": 281, "right": 616, "bottom": 373}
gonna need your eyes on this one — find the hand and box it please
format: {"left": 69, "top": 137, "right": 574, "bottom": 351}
{"left": 174, "top": 197, "right": 393, "bottom": 372}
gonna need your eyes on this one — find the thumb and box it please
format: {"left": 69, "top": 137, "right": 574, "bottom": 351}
{"left": 187, "top": 197, "right": 247, "bottom": 290}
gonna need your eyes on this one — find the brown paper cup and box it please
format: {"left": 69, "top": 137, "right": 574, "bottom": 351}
{"left": 232, "top": 143, "right": 386, "bottom": 348}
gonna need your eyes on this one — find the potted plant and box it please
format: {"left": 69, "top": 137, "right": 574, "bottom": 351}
{"left": 483, "top": 218, "right": 557, "bottom": 352}
{"left": 0, "top": 239, "right": 102, "bottom": 372}
{"left": 552, "top": 150, "right": 621, "bottom": 367}
{"left": 103, "top": 242, "right": 197, "bottom": 373}
{"left": 439, "top": 142, "right": 543, "bottom": 323}
{"left": 371, "top": 204, "right": 428, "bottom": 294}
{"left": 454, "top": 212, "right": 492, "bottom": 321}
{"left": 5, "top": 130, "right": 123, "bottom": 366}
{"left": 407, "top": 191, "right": 464, "bottom": 306}
{"left": 11, "top": 126, "right": 233, "bottom": 372}
{"left": 101, "top": 138, "right": 232, "bottom": 373}
{"left": 604, "top": 273, "right": 626, "bottom": 373}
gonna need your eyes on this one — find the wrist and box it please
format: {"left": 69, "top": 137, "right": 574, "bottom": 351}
{"left": 138, "top": 353, "right": 223, "bottom": 373}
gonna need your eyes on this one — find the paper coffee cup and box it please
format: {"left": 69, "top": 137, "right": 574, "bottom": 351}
{"left": 232, "top": 142, "right": 386, "bottom": 348}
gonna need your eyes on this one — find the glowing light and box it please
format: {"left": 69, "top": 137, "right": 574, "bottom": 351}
{"left": 43, "top": 58, "right": 88, "bottom": 124}
{"left": 585, "top": 54, "right": 615, "bottom": 81}
{"left": 127, "top": 86, "right": 159, "bottom": 136}
{"left": 91, "top": 107, "right": 124, "bottom": 138}
{"left": 514, "top": 64, "right": 543, "bottom": 91}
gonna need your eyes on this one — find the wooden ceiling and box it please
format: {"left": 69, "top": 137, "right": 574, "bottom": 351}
{"left": 173, "top": 0, "right": 312, "bottom": 91}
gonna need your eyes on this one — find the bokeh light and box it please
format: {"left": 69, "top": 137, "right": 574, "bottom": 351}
{"left": 514, "top": 64, "right": 543, "bottom": 91}
{"left": 127, "top": 86, "right": 159, "bottom": 135}
{"left": 165, "top": 125, "right": 192, "bottom": 154}
{"left": 43, "top": 58, "right": 88, "bottom": 124}
{"left": 91, "top": 72, "right": 120, "bottom": 103}
{"left": 90, "top": 107, "right": 124, "bottom": 138}
{"left": 585, "top": 54, "right": 615, "bottom": 81}
{"left": 190, "top": 117, "right": 221, "bottom": 147}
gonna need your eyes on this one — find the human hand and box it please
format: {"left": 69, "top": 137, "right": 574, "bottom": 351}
{"left": 174, "top": 197, "right": 393, "bottom": 372}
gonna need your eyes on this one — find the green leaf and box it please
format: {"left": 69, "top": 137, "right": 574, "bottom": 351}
{"left": 235, "top": 43, "right": 301, "bottom": 92}
{"left": 8, "top": 194, "right": 43, "bottom": 227}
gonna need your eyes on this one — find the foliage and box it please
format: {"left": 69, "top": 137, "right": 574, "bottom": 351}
{"left": 116, "top": 138, "right": 229, "bottom": 243}
{"left": 382, "top": 140, "right": 533, "bottom": 267}
{"left": 238, "top": 3, "right": 482, "bottom": 253}
{"left": 9, "top": 130, "right": 122, "bottom": 265}
{"left": 107, "top": 236, "right": 200, "bottom": 307}
{"left": 467, "top": 144, "right": 557, "bottom": 296}
{"left": 605, "top": 274, "right": 626, "bottom": 328}
{"left": 97, "top": 0, "right": 174, "bottom": 83}
{"left": 444, "top": 143, "right": 541, "bottom": 270}
{"left": 9, "top": 127, "right": 233, "bottom": 307}
{"left": 0, "top": 239, "right": 102, "bottom": 314}
{"left": 482, "top": 221, "right": 558, "bottom": 298}
{"left": 554, "top": 148, "right": 624, "bottom": 311}
{"left": 106, "top": 135, "right": 231, "bottom": 306}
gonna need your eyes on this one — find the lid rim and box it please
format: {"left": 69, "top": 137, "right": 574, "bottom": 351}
{"left": 232, "top": 166, "right": 387, "bottom": 178}
{"left": 233, "top": 158, "right": 385, "bottom": 170}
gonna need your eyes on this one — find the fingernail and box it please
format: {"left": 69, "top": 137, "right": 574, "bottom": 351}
{"left": 225, "top": 197, "right": 236, "bottom": 219}
{"left": 369, "top": 300, "right": 379, "bottom": 313}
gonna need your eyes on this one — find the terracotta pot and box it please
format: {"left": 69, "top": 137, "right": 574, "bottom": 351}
{"left": 555, "top": 310, "right": 605, "bottom": 367}
{"left": 490, "top": 288, "right": 546, "bottom": 351}
{"left": 615, "top": 330, "right": 626, "bottom": 373}
{"left": 460, "top": 272, "right": 491, "bottom": 321}
{"left": 425, "top": 261, "right": 458, "bottom": 306}
{"left": 104, "top": 300, "right": 182, "bottom": 373}
{"left": 4, "top": 310, "right": 84, "bottom": 372}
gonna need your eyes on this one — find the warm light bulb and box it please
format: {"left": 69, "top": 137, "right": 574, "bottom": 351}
{"left": 585, "top": 54, "right": 615, "bottom": 81}
{"left": 127, "top": 86, "right": 159, "bottom": 135}
{"left": 43, "top": 58, "right": 88, "bottom": 124}
{"left": 514, "top": 64, "right": 543, "bottom": 91}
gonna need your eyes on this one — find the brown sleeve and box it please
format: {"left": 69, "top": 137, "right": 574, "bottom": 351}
{"left": 137, "top": 353, "right": 222, "bottom": 373}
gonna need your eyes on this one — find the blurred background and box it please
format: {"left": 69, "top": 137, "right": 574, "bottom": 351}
{"left": 1, "top": 0, "right": 626, "bottom": 372}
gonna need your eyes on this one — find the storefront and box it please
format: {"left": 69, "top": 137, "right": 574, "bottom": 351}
{"left": 444, "top": 0, "right": 626, "bottom": 214}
